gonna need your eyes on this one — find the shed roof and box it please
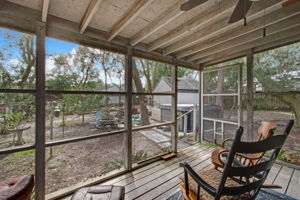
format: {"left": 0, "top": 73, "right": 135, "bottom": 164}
{"left": 161, "top": 76, "right": 199, "bottom": 91}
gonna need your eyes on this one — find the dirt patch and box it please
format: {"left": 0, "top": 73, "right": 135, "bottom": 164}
{"left": 0, "top": 123, "right": 164, "bottom": 194}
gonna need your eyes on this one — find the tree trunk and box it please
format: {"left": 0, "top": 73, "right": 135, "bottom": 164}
{"left": 276, "top": 94, "right": 300, "bottom": 127}
{"left": 216, "top": 69, "right": 225, "bottom": 117}
{"left": 132, "top": 61, "right": 149, "bottom": 125}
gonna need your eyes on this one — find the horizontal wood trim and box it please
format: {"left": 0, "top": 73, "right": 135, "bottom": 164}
{"left": 45, "top": 129, "right": 125, "bottom": 147}
{"left": 0, "top": 89, "right": 36, "bottom": 93}
{"left": 46, "top": 90, "right": 125, "bottom": 95}
{"left": 132, "top": 121, "right": 174, "bottom": 132}
{"left": 0, "top": 144, "right": 35, "bottom": 155}
{"left": 132, "top": 92, "right": 175, "bottom": 96}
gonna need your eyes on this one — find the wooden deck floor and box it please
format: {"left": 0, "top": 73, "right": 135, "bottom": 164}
{"left": 63, "top": 144, "right": 300, "bottom": 200}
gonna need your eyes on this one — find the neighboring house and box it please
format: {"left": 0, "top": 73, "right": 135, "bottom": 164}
{"left": 153, "top": 77, "right": 199, "bottom": 105}
{"left": 107, "top": 85, "right": 124, "bottom": 105}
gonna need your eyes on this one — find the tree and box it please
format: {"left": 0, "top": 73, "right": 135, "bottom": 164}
{"left": 132, "top": 60, "right": 149, "bottom": 125}
{"left": 254, "top": 43, "right": 300, "bottom": 127}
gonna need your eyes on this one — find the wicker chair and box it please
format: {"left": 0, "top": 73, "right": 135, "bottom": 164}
{"left": 179, "top": 120, "right": 294, "bottom": 200}
{"left": 211, "top": 121, "right": 276, "bottom": 170}
{"left": 0, "top": 175, "right": 34, "bottom": 200}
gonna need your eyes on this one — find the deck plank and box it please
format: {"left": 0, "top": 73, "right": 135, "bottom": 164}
{"left": 106, "top": 146, "right": 211, "bottom": 191}
{"left": 273, "top": 166, "right": 294, "bottom": 194}
{"left": 123, "top": 148, "right": 213, "bottom": 195}
{"left": 62, "top": 145, "right": 300, "bottom": 200}
{"left": 286, "top": 169, "right": 300, "bottom": 199}
{"left": 102, "top": 145, "right": 201, "bottom": 185}
{"left": 125, "top": 149, "right": 214, "bottom": 199}
{"left": 265, "top": 163, "right": 281, "bottom": 184}
{"left": 138, "top": 159, "right": 212, "bottom": 200}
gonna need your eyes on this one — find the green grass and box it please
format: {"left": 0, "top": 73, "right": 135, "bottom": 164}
{"left": 13, "top": 149, "right": 35, "bottom": 159}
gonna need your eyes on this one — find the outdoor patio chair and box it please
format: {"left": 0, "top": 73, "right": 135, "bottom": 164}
{"left": 89, "top": 111, "right": 103, "bottom": 126}
{"left": 179, "top": 120, "right": 294, "bottom": 200}
{"left": 211, "top": 121, "right": 277, "bottom": 170}
{"left": 132, "top": 113, "right": 142, "bottom": 123}
{"left": 0, "top": 174, "right": 34, "bottom": 200}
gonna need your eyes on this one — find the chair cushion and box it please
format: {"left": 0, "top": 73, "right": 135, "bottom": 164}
{"left": 179, "top": 168, "right": 251, "bottom": 200}
{"left": 0, "top": 175, "right": 34, "bottom": 200}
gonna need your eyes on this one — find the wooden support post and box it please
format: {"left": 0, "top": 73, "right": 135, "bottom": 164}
{"left": 197, "top": 69, "right": 202, "bottom": 143}
{"left": 171, "top": 61, "right": 178, "bottom": 152}
{"left": 124, "top": 47, "right": 133, "bottom": 170}
{"left": 183, "top": 115, "right": 187, "bottom": 136}
{"left": 200, "top": 70, "right": 204, "bottom": 143}
{"left": 193, "top": 104, "right": 197, "bottom": 141}
{"left": 35, "top": 21, "right": 46, "bottom": 200}
{"left": 247, "top": 49, "right": 254, "bottom": 142}
{"left": 238, "top": 63, "right": 243, "bottom": 127}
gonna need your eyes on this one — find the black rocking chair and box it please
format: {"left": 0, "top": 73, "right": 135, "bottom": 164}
{"left": 179, "top": 120, "right": 294, "bottom": 200}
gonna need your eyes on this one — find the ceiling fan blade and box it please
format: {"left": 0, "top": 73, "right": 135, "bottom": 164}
{"left": 180, "top": 0, "right": 208, "bottom": 11}
{"left": 228, "top": 0, "right": 253, "bottom": 23}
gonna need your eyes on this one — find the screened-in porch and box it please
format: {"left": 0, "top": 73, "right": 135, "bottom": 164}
{"left": 0, "top": 0, "right": 300, "bottom": 199}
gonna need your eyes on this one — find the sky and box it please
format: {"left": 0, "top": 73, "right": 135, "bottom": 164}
{"left": 0, "top": 28, "right": 125, "bottom": 87}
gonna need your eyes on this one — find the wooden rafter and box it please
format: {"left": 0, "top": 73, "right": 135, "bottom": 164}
{"left": 185, "top": 12, "right": 300, "bottom": 61}
{"left": 197, "top": 25, "right": 300, "bottom": 65}
{"left": 130, "top": 0, "right": 186, "bottom": 46}
{"left": 162, "top": 0, "right": 282, "bottom": 55}
{"left": 176, "top": 2, "right": 300, "bottom": 59}
{"left": 0, "top": 1, "right": 195, "bottom": 70}
{"left": 80, "top": 0, "right": 103, "bottom": 34}
{"left": 108, "top": 0, "right": 154, "bottom": 41}
{"left": 42, "top": 0, "right": 50, "bottom": 22}
{"left": 147, "top": 0, "right": 238, "bottom": 51}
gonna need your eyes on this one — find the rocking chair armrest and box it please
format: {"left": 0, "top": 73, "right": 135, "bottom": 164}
{"left": 218, "top": 149, "right": 245, "bottom": 167}
{"left": 180, "top": 162, "right": 216, "bottom": 196}
{"left": 221, "top": 138, "right": 234, "bottom": 148}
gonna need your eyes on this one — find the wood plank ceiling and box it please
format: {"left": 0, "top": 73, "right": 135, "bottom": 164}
{"left": 3, "top": 0, "right": 300, "bottom": 68}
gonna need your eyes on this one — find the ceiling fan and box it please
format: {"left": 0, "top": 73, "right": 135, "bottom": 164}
{"left": 180, "top": 0, "right": 297, "bottom": 24}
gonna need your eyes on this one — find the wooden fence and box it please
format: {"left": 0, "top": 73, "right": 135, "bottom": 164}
{"left": 243, "top": 93, "right": 290, "bottom": 111}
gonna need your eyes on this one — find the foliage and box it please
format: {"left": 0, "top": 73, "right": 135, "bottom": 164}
{"left": 0, "top": 112, "right": 25, "bottom": 134}
{"left": 132, "top": 150, "right": 148, "bottom": 163}
{"left": 103, "top": 150, "right": 148, "bottom": 173}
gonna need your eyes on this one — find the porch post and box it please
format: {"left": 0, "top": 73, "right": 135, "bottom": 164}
{"left": 124, "top": 47, "right": 133, "bottom": 170}
{"left": 35, "top": 21, "right": 46, "bottom": 200}
{"left": 197, "top": 68, "right": 202, "bottom": 143}
{"left": 200, "top": 70, "right": 204, "bottom": 143}
{"left": 247, "top": 49, "right": 254, "bottom": 142}
{"left": 171, "top": 60, "right": 178, "bottom": 152}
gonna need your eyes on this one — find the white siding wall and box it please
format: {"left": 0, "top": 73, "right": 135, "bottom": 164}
{"left": 154, "top": 92, "right": 199, "bottom": 105}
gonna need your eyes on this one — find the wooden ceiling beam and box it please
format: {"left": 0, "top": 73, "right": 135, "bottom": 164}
{"left": 176, "top": 3, "right": 300, "bottom": 59}
{"left": 148, "top": 0, "right": 238, "bottom": 51}
{"left": 0, "top": 1, "right": 196, "bottom": 70}
{"left": 42, "top": 0, "right": 50, "bottom": 22}
{"left": 79, "top": 0, "right": 103, "bottom": 34}
{"left": 130, "top": 0, "right": 186, "bottom": 46}
{"left": 163, "top": 0, "right": 281, "bottom": 55}
{"left": 107, "top": 0, "right": 154, "bottom": 41}
{"left": 197, "top": 25, "right": 300, "bottom": 65}
{"left": 186, "top": 13, "right": 300, "bottom": 61}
